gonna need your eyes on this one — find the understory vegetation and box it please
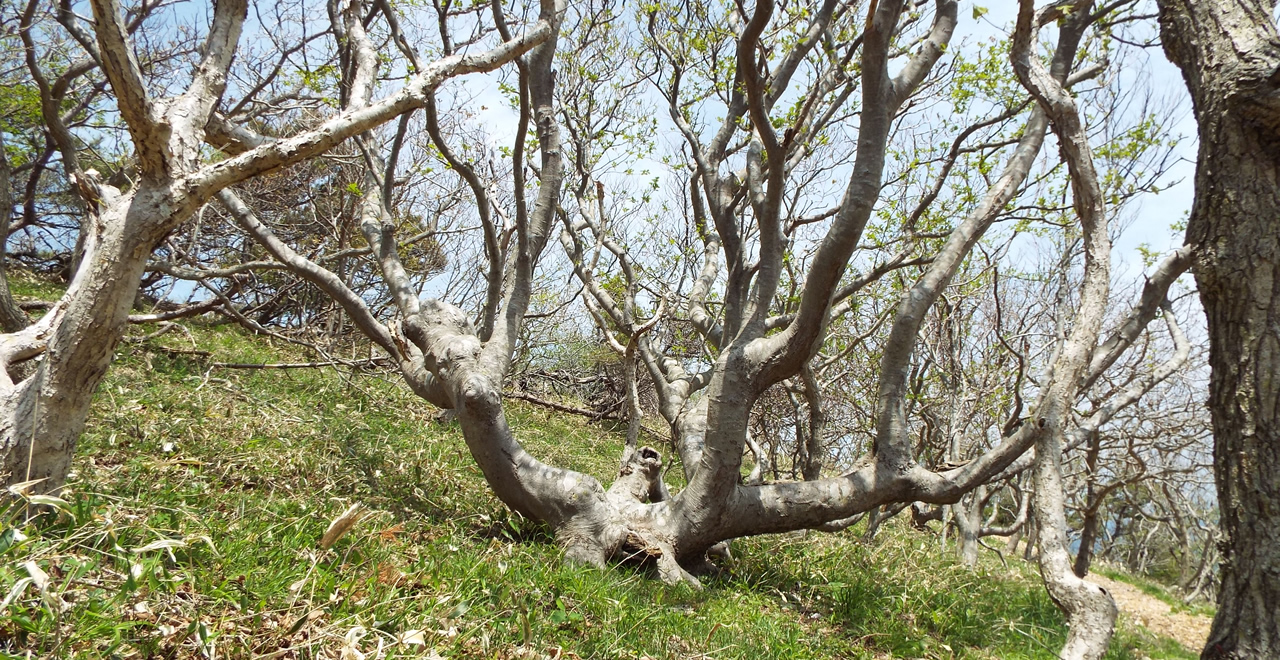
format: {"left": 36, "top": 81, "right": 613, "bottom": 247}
{"left": 0, "top": 277, "right": 1198, "bottom": 659}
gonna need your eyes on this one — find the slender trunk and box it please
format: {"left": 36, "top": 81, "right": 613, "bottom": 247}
{"left": 1033, "top": 425, "right": 1118, "bottom": 660}
{"left": 800, "top": 366, "right": 825, "bottom": 480}
{"left": 1156, "top": 2, "right": 1280, "bottom": 656}
{"left": 1023, "top": 513, "right": 1036, "bottom": 561}
{"left": 1073, "top": 431, "right": 1102, "bottom": 577}
{"left": 955, "top": 492, "right": 981, "bottom": 567}
{"left": 1183, "top": 540, "right": 1217, "bottom": 605}
{"left": 1006, "top": 526, "right": 1023, "bottom": 556}
{"left": 0, "top": 135, "right": 31, "bottom": 334}
{"left": 1074, "top": 507, "right": 1100, "bottom": 578}
{"left": 1012, "top": 2, "right": 1117, "bottom": 655}
{"left": 621, "top": 344, "right": 643, "bottom": 468}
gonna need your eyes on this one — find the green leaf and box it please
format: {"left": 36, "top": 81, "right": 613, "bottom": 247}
{"left": 0, "top": 527, "right": 26, "bottom": 555}
{"left": 26, "top": 494, "right": 71, "bottom": 514}
{"left": 972, "top": 6, "right": 988, "bottom": 19}
{"left": 446, "top": 600, "right": 471, "bottom": 619}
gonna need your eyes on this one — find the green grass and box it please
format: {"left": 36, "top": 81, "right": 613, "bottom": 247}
{"left": 7, "top": 268, "right": 66, "bottom": 301}
{"left": 0, "top": 303, "right": 1205, "bottom": 658}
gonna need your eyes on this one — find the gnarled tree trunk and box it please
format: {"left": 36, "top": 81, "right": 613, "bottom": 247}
{"left": 1156, "top": 1, "right": 1280, "bottom": 657}
{"left": 0, "top": 184, "right": 174, "bottom": 487}
{"left": 1012, "top": 1, "right": 1117, "bottom": 657}
{"left": 0, "top": 0, "right": 552, "bottom": 493}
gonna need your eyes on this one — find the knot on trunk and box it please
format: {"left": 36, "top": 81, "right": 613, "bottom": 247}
{"left": 608, "top": 446, "right": 664, "bottom": 504}
{"left": 402, "top": 299, "right": 478, "bottom": 372}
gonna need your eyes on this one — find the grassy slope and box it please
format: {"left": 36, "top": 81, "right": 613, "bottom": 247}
{"left": 0, "top": 281, "right": 1196, "bottom": 658}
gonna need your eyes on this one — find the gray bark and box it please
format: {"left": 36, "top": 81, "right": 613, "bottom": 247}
{"left": 1156, "top": 1, "right": 1280, "bottom": 657}
{"left": 0, "top": 0, "right": 553, "bottom": 492}
{"left": 1012, "top": 1, "right": 1117, "bottom": 657}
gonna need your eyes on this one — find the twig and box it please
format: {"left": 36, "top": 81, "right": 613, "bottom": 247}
{"left": 210, "top": 357, "right": 391, "bottom": 370}
{"left": 506, "top": 391, "right": 604, "bottom": 418}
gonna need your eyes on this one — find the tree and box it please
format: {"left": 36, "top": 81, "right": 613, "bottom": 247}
{"left": 0, "top": 0, "right": 557, "bottom": 491}
{"left": 1154, "top": 1, "right": 1280, "bottom": 657}
{"left": 6, "top": 1, "right": 1205, "bottom": 656}
{"left": 212, "top": 0, "right": 1177, "bottom": 621}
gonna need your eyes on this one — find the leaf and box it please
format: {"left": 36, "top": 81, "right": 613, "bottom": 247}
{"left": 22, "top": 561, "right": 59, "bottom": 610}
{"left": 26, "top": 494, "right": 72, "bottom": 514}
{"left": 0, "top": 527, "right": 26, "bottom": 555}
{"left": 398, "top": 629, "right": 426, "bottom": 646}
{"left": 320, "top": 503, "right": 365, "bottom": 550}
{"left": 340, "top": 626, "right": 367, "bottom": 660}
{"left": 7, "top": 479, "right": 46, "bottom": 497}
{"left": 132, "top": 538, "right": 187, "bottom": 554}
{"left": 445, "top": 600, "right": 471, "bottom": 620}
{"left": 191, "top": 534, "right": 221, "bottom": 557}
{"left": 286, "top": 610, "right": 322, "bottom": 636}
{"left": 972, "top": 5, "right": 988, "bottom": 19}
{"left": 22, "top": 561, "right": 49, "bottom": 591}
{"left": 196, "top": 620, "right": 216, "bottom": 660}
{"left": 0, "top": 577, "right": 33, "bottom": 610}
{"left": 378, "top": 523, "right": 405, "bottom": 542}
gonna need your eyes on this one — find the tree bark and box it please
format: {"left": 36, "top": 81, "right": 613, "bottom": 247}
{"left": 0, "top": 134, "right": 31, "bottom": 334}
{"left": 0, "top": 185, "right": 168, "bottom": 486}
{"left": 1073, "top": 430, "right": 1102, "bottom": 578}
{"left": 1012, "top": 2, "right": 1118, "bottom": 657}
{"left": 954, "top": 489, "right": 982, "bottom": 567}
{"left": 1156, "top": 2, "right": 1280, "bottom": 657}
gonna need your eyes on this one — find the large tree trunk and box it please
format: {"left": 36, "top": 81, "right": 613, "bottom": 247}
{"left": 0, "top": 186, "right": 170, "bottom": 488}
{"left": 1156, "top": 2, "right": 1280, "bottom": 657}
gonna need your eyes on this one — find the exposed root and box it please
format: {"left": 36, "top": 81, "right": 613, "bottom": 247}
{"left": 556, "top": 445, "right": 707, "bottom": 588}
{"left": 562, "top": 539, "right": 609, "bottom": 569}
{"left": 620, "top": 530, "right": 701, "bottom": 588}
{"left": 707, "top": 541, "right": 733, "bottom": 562}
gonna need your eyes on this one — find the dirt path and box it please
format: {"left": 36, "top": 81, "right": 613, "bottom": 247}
{"left": 1087, "top": 573, "right": 1211, "bottom": 652}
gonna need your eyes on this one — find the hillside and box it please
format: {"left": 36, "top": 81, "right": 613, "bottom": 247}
{"left": 0, "top": 284, "right": 1201, "bottom": 658}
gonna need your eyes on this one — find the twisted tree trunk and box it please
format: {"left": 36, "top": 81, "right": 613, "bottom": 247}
{"left": 1013, "top": 1, "right": 1117, "bottom": 656}
{"left": 0, "top": 184, "right": 174, "bottom": 487}
{"left": 0, "top": 0, "right": 551, "bottom": 493}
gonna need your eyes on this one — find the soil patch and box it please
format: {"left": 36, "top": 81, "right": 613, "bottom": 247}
{"left": 1088, "top": 573, "right": 1211, "bottom": 653}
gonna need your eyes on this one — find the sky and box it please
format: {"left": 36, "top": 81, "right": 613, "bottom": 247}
{"left": 461, "top": 1, "right": 1199, "bottom": 280}
{"left": 963, "top": 2, "right": 1197, "bottom": 277}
